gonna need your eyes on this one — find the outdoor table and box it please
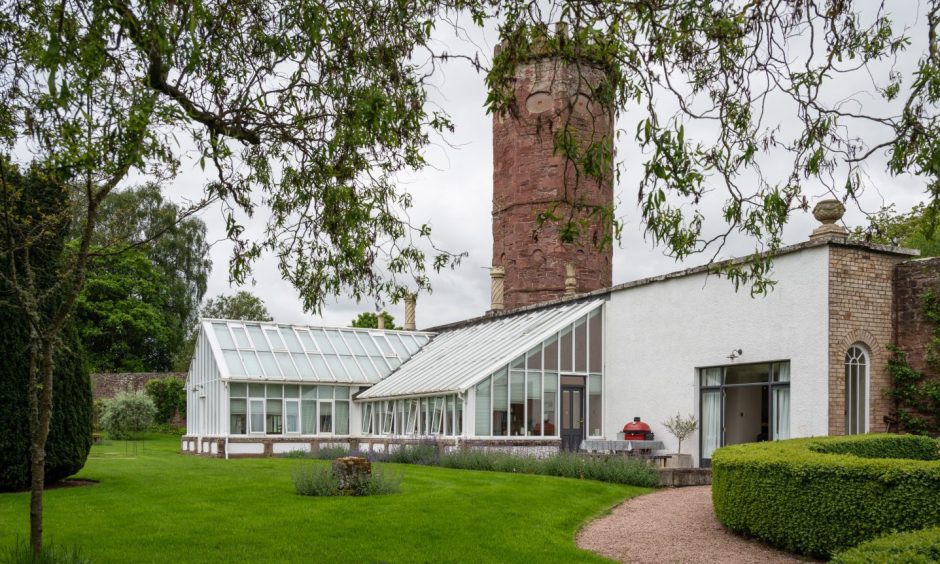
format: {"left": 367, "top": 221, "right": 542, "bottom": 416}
{"left": 579, "top": 439, "right": 665, "bottom": 454}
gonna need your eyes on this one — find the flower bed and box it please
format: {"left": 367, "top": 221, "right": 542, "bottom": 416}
{"left": 711, "top": 434, "right": 940, "bottom": 558}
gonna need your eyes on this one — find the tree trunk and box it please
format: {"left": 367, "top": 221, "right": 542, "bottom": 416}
{"left": 28, "top": 339, "right": 55, "bottom": 557}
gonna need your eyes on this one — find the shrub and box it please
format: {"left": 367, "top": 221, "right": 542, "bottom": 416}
{"left": 144, "top": 377, "right": 186, "bottom": 424}
{"left": 292, "top": 463, "right": 402, "bottom": 497}
{"left": 712, "top": 434, "right": 940, "bottom": 558}
{"left": 100, "top": 392, "right": 157, "bottom": 440}
{"left": 831, "top": 527, "right": 940, "bottom": 564}
{"left": 384, "top": 443, "right": 439, "bottom": 465}
{"left": 310, "top": 446, "right": 349, "bottom": 460}
{"left": 1, "top": 537, "right": 89, "bottom": 564}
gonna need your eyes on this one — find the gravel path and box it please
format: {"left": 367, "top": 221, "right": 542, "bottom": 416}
{"left": 577, "top": 486, "right": 808, "bottom": 563}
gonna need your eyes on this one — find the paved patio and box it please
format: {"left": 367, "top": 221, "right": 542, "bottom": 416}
{"left": 577, "top": 485, "right": 810, "bottom": 563}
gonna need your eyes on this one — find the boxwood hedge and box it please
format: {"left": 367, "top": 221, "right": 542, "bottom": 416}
{"left": 712, "top": 434, "right": 940, "bottom": 558}
{"left": 831, "top": 527, "right": 940, "bottom": 564}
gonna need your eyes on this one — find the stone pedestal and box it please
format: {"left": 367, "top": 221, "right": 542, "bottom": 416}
{"left": 332, "top": 456, "right": 372, "bottom": 492}
{"left": 665, "top": 453, "right": 693, "bottom": 469}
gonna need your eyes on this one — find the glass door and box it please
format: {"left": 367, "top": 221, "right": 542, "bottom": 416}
{"left": 560, "top": 384, "right": 584, "bottom": 451}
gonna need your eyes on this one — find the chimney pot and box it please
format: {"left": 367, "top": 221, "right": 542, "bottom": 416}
{"left": 403, "top": 295, "right": 416, "bottom": 331}
{"left": 490, "top": 266, "right": 506, "bottom": 312}
{"left": 565, "top": 263, "right": 577, "bottom": 295}
{"left": 377, "top": 311, "right": 386, "bottom": 330}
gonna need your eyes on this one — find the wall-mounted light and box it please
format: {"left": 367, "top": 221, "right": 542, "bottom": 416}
{"left": 727, "top": 349, "right": 743, "bottom": 361}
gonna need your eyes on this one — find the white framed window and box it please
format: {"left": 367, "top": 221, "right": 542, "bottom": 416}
{"left": 845, "top": 345, "right": 869, "bottom": 435}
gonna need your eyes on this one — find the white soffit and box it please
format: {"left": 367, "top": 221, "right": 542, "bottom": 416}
{"left": 358, "top": 299, "right": 605, "bottom": 399}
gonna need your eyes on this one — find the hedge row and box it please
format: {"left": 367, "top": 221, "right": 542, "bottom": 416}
{"left": 832, "top": 527, "right": 940, "bottom": 564}
{"left": 711, "top": 434, "right": 940, "bottom": 558}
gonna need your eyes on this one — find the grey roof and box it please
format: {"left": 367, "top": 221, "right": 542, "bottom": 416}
{"left": 358, "top": 298, "right": 605, "bottom": 400}
{"left": 203, "top": 319, "right": 433, "bottom": 385}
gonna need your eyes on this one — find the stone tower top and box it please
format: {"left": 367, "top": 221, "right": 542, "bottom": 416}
{"left": 491, "top": 27, "right": 615, "bottom": 310}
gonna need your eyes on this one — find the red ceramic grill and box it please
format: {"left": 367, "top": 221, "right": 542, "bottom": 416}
{"left": 622, "top": 417, "right": 654, "bottom": 441}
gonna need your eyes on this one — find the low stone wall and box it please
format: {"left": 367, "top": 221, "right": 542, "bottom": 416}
{"left": 657, "top": 468, "right": 711, "bottom": 487}
{"left": 92, "top": 372, "right": 186, "bottom": 401}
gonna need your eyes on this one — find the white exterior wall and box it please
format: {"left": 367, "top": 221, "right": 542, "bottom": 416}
{"left": 186, "top": 327, "right": 223, "bottom": 437}
{"left": 603, "top": 246, "right": 830, "bottom": 465}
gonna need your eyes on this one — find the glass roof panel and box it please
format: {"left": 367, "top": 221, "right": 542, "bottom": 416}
{"left": 311, "top": 330, "right": 335, "bottom": 354}
{"left": 257, "top": 351, "right": 281, "bottom": 377}
{"left": 240, "top": 351, "right": 263, "bottom": 377}
{"left": 246, "top": 325, "right": 270, "bottom": 351}
{"left": 374, "top": 335, "right": 393, "bottom": 355}
{"left": 328, "top": 330, "right": 350, "bottom": 355}
{"left": 231, "top": 326, "right": 251, "bottom": 349}
{"left": 265, "top": 328, "right": 286, "bottom": 350}
{"left": 385, "top": 356, "right": 401, "bottom": 371}
{"left": 369, "top": 354, "right": 390, "bottom": 373}
{"left": 386, "top": 334, "right": 409, "bottom": 358}
{"left": 356, "top": 356, "right": 379, "bottom": 380}
{"left": 358, "top": 332, "right": 381, "bottom": 356}
{"left": 282, "top": 330, "right": 303, "bottom": 353}
{"left": 296, "top": 330, "right": 318, "bottom": 352}
{"left": 342, "top": 331, "right": 365, "bottom": 355}
{"left": 213, "top": 323, "right": 235, "bottom": 350}
{"left": 276, "top": 351, "right": 299, "bottom": 379}
{"left": 325, "top": 355, "right": 347, "bottom": 380}
{"left": 223, "top": 350, "right": 244, "bottom": 375}
{"left": 308, "top": 354, "right": 332, "bottom": 380}
{"left": 291, "top": 353, "right": 314, "bottom": 378}
{"left": 341, "top": 356, "right": 361, "bottom": 381}
{"left": 400, "top": 334, "right": 420, "bottom": 355}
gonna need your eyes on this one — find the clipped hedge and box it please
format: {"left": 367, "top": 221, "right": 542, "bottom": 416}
{"left": 712, "top": 434, "right": 940, "bottom": 559}
{"left": 831, "top": 527, "right": 940, "bottom": 564}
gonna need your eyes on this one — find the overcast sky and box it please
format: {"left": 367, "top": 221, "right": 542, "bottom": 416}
{"left": 165, "top": 4, "right": 931, "bottom": 331}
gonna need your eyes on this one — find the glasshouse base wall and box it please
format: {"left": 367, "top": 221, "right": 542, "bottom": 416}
{"left": 181, "top": 436, "right": 562, "bottom": 459}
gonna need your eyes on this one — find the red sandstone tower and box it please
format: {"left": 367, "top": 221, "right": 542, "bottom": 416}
{"left": 491, "top": 32, "right": 614, "bottom": 310}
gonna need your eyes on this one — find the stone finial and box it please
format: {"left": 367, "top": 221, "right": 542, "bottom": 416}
{"left": 810, "top": 199, "right": 848, "bottom": 240}
{"left": 490, "top": 266, "right": 506, "bottom": 312}
{"left": 377, "top": 311, "right": 385, "bottom": 330}
{"left": 565, "top": 262, "right": 577, "bottom": 295}
{"left": 403, "top": 294, "right": 416, "bottom": 331}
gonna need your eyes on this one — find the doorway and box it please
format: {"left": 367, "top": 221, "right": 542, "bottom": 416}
{"left": 561, "top": 379, "right": 585, "bottom": 451}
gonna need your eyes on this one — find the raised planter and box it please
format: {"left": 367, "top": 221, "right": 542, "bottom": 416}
{"left": 664, "top": 453, "right": 692, "bottom": 468}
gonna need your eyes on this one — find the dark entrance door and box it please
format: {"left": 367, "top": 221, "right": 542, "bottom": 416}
{"left": 560, "top": 384, "right": 585, "bottom": 451}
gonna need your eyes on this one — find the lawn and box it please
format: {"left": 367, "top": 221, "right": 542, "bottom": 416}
{"left": 0, "top": 435, "right": 649, "bottom": 563}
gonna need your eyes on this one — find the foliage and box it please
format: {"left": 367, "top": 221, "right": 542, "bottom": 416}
{"left": 0, "top": 162, "right": 92, "bottom": 493}
{"left": 661, "top": 413, "right": 697, "bottom": 454}
{"left": 831, "top": 527, "right": 940, "bottom": 564}
{"left": 100, "top": 393, "right": 157, "bottom": 440}
{"left": 0, "top": 435, "right": 644, "bottom": 562}
{"left": 886, "top": 289, "right": 940, "bottom": 434}
{"left": 292, "top": 463, "right": 403, "bottom": 497}
{"left": 350, "top": 312, "right": 400, "bottom": 330}
{"left": 200, "top": 292, "right": 273, "bottom": 322}
{"left": 384, "top": 443, "right": 439, "bottom": 465}
{"left": 0, "top": 538, "right": 89, "bottom": 564}
{"left": 711, "top": 434, "right": 940, "bottom": 558}
{"left": 144, "top": 378, "right": 186, "bottom": 425}
{"left": 853, "top": 203, "right": 940, "bottom": 257}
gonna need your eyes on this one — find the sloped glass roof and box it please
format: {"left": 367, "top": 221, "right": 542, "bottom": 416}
{"left": 358, "top": 299, "right": 604, "bottom": 399}
{"left": 205, "top": 319, "right": 433, "bottom": 385}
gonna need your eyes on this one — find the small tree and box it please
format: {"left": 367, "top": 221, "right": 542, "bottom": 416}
{"left": 144, "top": 378, "right": 186, "bottom": 425}
{"left": 662, "top": 413, "right": 698, "bottom": 455}
{"left": 100, "top": 392, "right": 157, "bottom": 440}
{"left": 351, "top": 312, "right": 400, "bottom": 330}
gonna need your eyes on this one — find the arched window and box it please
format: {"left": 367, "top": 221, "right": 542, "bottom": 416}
{"left": 844, "top": 345, "right": 869, "bottom": 435}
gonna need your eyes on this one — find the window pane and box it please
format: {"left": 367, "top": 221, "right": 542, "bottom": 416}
{"left": 230, "top": 398, "right": 247, "bottom": 435}
{"left": 374, "top": 335, "right": 393, "bottom": 355}
{"left": 355, "top": 356, "right": 379, "bottom": 381}
{"left": 266, "top": 384, "right": 282, "bottom": 399}
{"left": 358, "top": 332, "right": 381, "bottom": 356}
{"left": 246, "top": 325, "right": 270, "bottom": 351}
{"left": 301, "top": 400, "right": 317, "bottom": 434}
{"left": 231, "top": 326, "right": 252, "bottom": 349}
{"left": 249, "top": 399, "right": 264, "bottom": 433}
{"left": 342, "top": 331, "right": 365, "bottom": 355}
{"left": 265, "top": 328, "right": 286, "bottom": 350}
{"left": 230, "top": 383, "right": 247, "bottom": 397}
{"left": 308, "top": 355, "right": 332, "bottom": 380}
{"left": 725, "top": 363, "right": 770, "bottom": 385}
{"left": 257, "top": 351, "right": 281, "bottom": 377}
{"left": 334, "top": 386, "right": 349, "bottom": 400}
{"left": 456, "top": 397, "right": 464, "bottom": 435}
{"left": 240, "top": 351, "right": 263, "bottom": 377}
{"left": 401, "top": 335, "right": 421, "bottom": 355}
{"left": 311, "top": 330, "right": 335, "bottom": 354}
{"left": 543, "top": 335, "right": 559, "bottom": 371}
{"left": 335, "top": 401, "right": 349, "bottom": 435}
{"left": 213, "top": 323, "right": 235, "bottom": 349}
{"left": 588, "top": 310, "right": 602, "bottom": 372}
{"left": 285, "top": 401, "right": 299, "bottom": 433}
{"left": 325, "top": 356, "right": 347, "bottom": 380}
{"left": 510, "top": 371, "right": 525, "bottom": 436}
{"left": 773, "top": 362, "right": 790, "bottom": 382}
{"left": 318, "top": 386, "right": 334, "bottom": 400}
{"left": 276, "top": 352, "right": 299, "bottom": 379}
{"left": 292, "top": 353, "right": 314, "bottom": 379}
{"left": 282, "top": 330, "right": 303, "bottom": 353}
{"left": 328, "top": 331, "right": 349, "bottom": 355}
{"left": 248, "top": 383, "right": 265, "bottom": 398}
{"left": 223, "top": 351, "right": 244, "bottom": 376}
{"left": 341, "top": 356, "right": 361, "bottom": 381}
{"left": 492, "top": 369, "right": 508, "bottom": 436}
{"left": 588, "top": 374, "right": 602, "bottom": 437}
{"left": 301, "top": 385, "right": 317, "bottom": 400}
{"left": 387, "top": 335, "right": 410, "bottom": 358}
{"left": 526, "top": 346, "right": 542, "bottom": 370}
{"left": 702, "top": 367, "right": 723, "bottom": 386}
{"left": 361, "top": 403, "right": 373, "bottom": 434}
{"left": 527, "top": 372, "right": 542, "bottom": 436}
{"left": 319, "top": 402, "right": 333, "bottom": 433}
{"left": 284, "top": 385, "right": 299, "bottom": 398}
{"left": 296, "top": 330, "right": 318, "bottom": 352}
{"left": 431, "top": 397, "right": 444, "bottom": 434}
{"left": 574, "top": 318, "right": 588, "bottom": 372}
{"left": 543, "top": 372, "right": 557, "bottom": 436}
{"left": 560, "top": 326, "right": 573, "bottom": 372}
{"left": 445, "top": 395, "right": 454, "bottom": 435}
{"left": 406, "top": 399, "right": 418, "bottom": 434}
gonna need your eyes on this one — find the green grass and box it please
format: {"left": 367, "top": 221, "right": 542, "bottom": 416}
{"left": 0, "top": 435, "right": 649, "bottom": 563}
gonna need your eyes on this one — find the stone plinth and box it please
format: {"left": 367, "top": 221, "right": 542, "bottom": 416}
{"left": 331, "top": 456, "right": 372, "bottom": 491}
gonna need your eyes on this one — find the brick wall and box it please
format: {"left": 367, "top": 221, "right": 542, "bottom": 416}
{"left": 491, "top": 52, "right": 613, "bottom": 309}
{"left": 894, "top": 257, "right": 940, "bottom": 428}
{"left": 92, "top": 372, "right": 186, "bottom": 401}
{"left": 827, "top": 244, "right": 907, "bottom": 435}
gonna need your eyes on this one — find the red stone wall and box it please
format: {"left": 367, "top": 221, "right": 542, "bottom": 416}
{"left": 92, "top": 372, "right": 186, "bottom": 400}
{"left": 492, "top": 54, "right": 613, "bottom": 309}
{"left": 894, "top": 257, "right": 940, "bottom": 427}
